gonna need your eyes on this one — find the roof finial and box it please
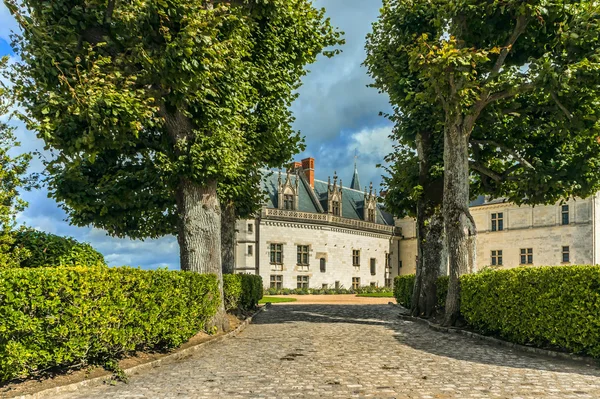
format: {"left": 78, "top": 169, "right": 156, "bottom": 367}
{"left": 354, "top": 149, "right": 358, "bottom": 170}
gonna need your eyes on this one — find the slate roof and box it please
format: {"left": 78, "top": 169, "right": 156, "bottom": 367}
{"left": 350, "top": 166, "right": 361, "bottom": 191}
{"left": 261, "top": 169, "right": 394, "bottom": 226}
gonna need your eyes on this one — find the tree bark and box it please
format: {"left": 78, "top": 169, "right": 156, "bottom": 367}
{"left": 442, "top": 123, "right": 476, "bottom": 326}
{"left": 221, "top": 201, "right": 236, "bottom": 275}
{"left": 411, "top": 132, "right": 445, "bottom": 318}
{"left": 175, "top": 178, "right": 229, "bottom": 332}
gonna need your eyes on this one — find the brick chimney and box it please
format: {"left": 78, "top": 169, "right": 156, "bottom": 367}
{"left": 301, "top": 157, "right": 315, "bottom": 188}
{"left": 291, "top": 161, "right": 302, "bottom": 170}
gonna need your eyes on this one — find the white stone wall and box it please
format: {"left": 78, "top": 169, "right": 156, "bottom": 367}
{"left": 397, "top": 196, "right": 598, "bottom": 275}
{"left": 249, "top": 220, "right": 394, "bottom": 289}
{"left": 235, "top": 219, "right": 257, "bottom": 273}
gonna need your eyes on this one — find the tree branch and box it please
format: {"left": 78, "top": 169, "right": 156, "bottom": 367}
{"left": 489, "top": 15, "right": 529, "bottom": 80}
{"left": 551, "top": 92, "right": 574, "bottom": 120}
{"left": 470, "top": 161, "right": 503, "bottom": 182}
{"left": 471, "top": 139, "right": 535, "bottom": 170}
{"left": 485, "top": 82, "right": 536, "bottom": 105}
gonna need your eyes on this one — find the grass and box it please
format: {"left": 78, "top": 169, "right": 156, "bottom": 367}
{"left": 259, "top": 296, "right": 298, "bottom": 304}
{"left": 355, "top": 292, "right": 394, "bottom": 298}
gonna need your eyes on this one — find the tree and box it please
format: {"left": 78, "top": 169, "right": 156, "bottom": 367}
{"left": 7, "top": 0, "right": 342, "bottom": 327}
{"left": 367, "top": 0, "right": 600, "bottom": 325}
{"left": 0, "top": 57, "right": 34, "bottom": 267}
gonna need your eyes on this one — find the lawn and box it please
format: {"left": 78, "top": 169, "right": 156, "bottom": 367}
{"left": 259, "top": 296, "right": 298, "bottom": 304}
{"left": 355, "top": 292, "right": 394, "bottom": 298}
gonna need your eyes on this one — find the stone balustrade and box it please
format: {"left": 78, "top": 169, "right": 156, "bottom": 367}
{"left": 262, "top": 208, "right": 398, "bottom": 235}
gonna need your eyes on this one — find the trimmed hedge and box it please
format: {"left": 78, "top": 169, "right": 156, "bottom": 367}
{"left": 223, "top": 274, "right": 263, "bottom": 311}
{"left": 0, "top": 267, "right": 219, "bottom": 383}
{"left": 11, "top": 229, "right": 106, "bottom": 268}
{"left": 394, "top": 266, "right": 600, "bottom": 358}
{"left": 461, "top": 266, "right": 600, "bottom": 357}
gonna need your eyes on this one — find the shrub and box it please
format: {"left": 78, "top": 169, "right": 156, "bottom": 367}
{"left": 0, "top": 266, "right": 219, "bottom": 383}
{"left": 436, "top": 275, "right": 449, "bottom": 308}
{"left": 461, "top": 266, "right": 600, "bottom": 358}
{"left": 11, "top": 229, "right": 106, "bottom": 268}
{"left": 393, "top": 275, "right": 415, "bottom": 308}
{"left": 223, "top": 274, "right": 263, "bottom": 311}
{"left": 263, "top": 286, "right": 393, "bottom": 296}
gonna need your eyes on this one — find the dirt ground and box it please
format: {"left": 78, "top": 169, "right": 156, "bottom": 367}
{"left": 269, "top": 294, "right": 396, "bottom": 305}
{"left": 0, "top": 314, "right": 243, "bottom": 399}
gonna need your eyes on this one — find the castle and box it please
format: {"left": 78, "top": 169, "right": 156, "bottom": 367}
{"left": 235, "top": 158, "right": 600, "bottom": 289}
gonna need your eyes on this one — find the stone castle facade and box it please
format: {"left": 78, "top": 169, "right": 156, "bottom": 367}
{"left": 235, "top": 158, "right": 600, "bottom": 289}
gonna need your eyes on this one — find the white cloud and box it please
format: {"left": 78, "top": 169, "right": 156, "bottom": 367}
{"left": 0, "top": 3, "right": 19, "bottom": 43}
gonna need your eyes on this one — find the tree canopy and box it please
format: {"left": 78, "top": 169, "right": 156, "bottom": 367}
{"left": 7, "top": 0, "right": 342, "bottom": 239}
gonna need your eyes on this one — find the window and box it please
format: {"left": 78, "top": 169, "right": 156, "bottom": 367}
{"left": 562, "top": 246, "right": 570, "bottom": 263}
{"left": 520, "top": 248, "right": 533, "bottom": 265}
{"left": 370, "top": 258, "right": 376, "bottom": 275}
{"left": 284, "top": 194, "right": 294, "bottom": 210}
{"left": 491, "top": 250, "right": 503, "bottom": 266}
{"left": 320, "top": 258, "right": 326, "bottom": 273}
{"left": 368, "top": 208, "right": 376, "bottom": 223}
{"left": 332, "top": 201, "right": 340, "bottom": 216}
{"left": 398, "top": 260, "right": 403, "bottom": 275}
{"left": 297, "top": 245, "right": 309, "bottom": 266}
{"left": 247, "top": 245, "right": 253, "bottom": 256}
{"left": 385, "top": 278, "right": 392, "bottom": 288}
{"left": 352, "top": 250, "right": 360, "bottom": 267}
{"left": 297, "top": 275, "right": 309, "bottom": 289}
{"left": 248, "top": 223, "right": 253, "bottom": 233}
{"left": 491, "top": 213, "right": 504, "bottom": 232}
{"left": 270, "top": 275, "right": 282, "bottom": 289}
{"left": 370, "top": 282, "right": 377, "bottom": 287}
{"left": 322, "top": 284, "right": 328, "bottom": 289}
{"left": 335, "top": 281, "right": 340, "bottom": 290}
{"left": 270, "top": 243, "right": 283, "bottom": 264}
{"left": 385, "top": 253, "right": 390, "bottom": 269}
{"left": 561, "top": 205, "right": 569, "bottom": 225}
{"left": 352, "top": 277, "right": 360, "bottom": 290}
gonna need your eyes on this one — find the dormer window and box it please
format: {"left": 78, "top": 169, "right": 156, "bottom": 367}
{"left": 284, "top": 194, "right": 294, "bottom": 210}
{"left": 367, "top": 208, "right": 376, "bottom": 223}
{"left": 332, "top": 201, "right": 340, "bottom": 216}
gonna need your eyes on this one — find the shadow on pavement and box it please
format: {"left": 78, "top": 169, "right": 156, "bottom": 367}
{"left": 252, "top": 303, "right": 600, "bottom": 377}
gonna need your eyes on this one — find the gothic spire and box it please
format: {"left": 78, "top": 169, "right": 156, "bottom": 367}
{"left": 350, "top": 151, "right": 361, "bottom": 191}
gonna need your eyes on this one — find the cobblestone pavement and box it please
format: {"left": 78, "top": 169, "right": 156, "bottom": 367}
{"left": 56, "top": 304, "right": 600, "bottom": 399}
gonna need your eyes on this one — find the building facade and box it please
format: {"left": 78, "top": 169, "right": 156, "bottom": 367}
{"left": 235, "top": 157, "right": 600, "bottom": 288}
{"left": 234, "top": 158, "right": 401, "bottom": 289}
{"left": 396, "top": 195, "right": 600, "bottom": 275}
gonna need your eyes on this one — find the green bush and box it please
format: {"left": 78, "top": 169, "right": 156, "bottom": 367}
{"left": 223, "top": 274, "right": 263, "bottom": 311}
{"left": 393, "top": 275, "right": 415, "bottom": 308}
{"left": 436, "top": 275, "right": 449, "bottom": 308}
{"left": 0, "top": 266, "right": 219, "bottom": 383}
{"left": 461, "top": 266, "right": 600, "bottom": 358}
{"left": 11, "top": 229, "right": 106, "bottom": 268}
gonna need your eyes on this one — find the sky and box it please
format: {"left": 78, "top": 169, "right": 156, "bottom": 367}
{"left": 1, "top": 0, "right": 394, "bottom": 269}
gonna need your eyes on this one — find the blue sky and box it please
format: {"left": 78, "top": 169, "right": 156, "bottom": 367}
{"left": 1, "top": 0, "right": 394, "bottom": 269}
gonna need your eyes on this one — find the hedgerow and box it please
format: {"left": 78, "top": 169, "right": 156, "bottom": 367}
{"left": 11, "top": 229, "right": 106, "bottom": 268}
{"left": 394, "top": 266, "right": 600, "bottom": 358}
{"left": 461, "top": 266, "right": 600, "bottom": 358}
{"left": 223, "top": 274, "right": 263, "bottom": 311}
{"left": 0, "top": 267, "right": 219, "bottom": 383}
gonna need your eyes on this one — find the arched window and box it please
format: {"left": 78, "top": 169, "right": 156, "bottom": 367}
{"left": 320, "top": 258, "right": 326, "bottom": 273}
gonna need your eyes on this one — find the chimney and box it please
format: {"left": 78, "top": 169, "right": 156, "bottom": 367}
{"left": 292, "top": 161, "right": 302, "bottom": 170}
{"left": 301, "top": 157, "right": 315, "bottom": 188}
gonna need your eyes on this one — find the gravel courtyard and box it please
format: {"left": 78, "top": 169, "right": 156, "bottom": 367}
{"left": 55, "top": 303, "right": 600, "bottom": 399}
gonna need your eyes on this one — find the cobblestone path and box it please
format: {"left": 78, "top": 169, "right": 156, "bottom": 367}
{"left": 56, "top": 304, "right": 600, "bottom": 399}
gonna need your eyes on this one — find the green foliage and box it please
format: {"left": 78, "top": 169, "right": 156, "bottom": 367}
{"left": 0, "top": 267, "right": 220, "bottom": 383}
{"left": 461, "top": 266, "right": 600, "bottom": 358}
{"left": 7, "top": 0, "right": 343, "bottom": 240}
{"left": 393, "top": 275, "right": 416, "bottom": 308}
{"left": 10, "top": 229, "right": 106, "bottom": 268}
{"left": 397, "top": 267, "right": 600, "bottom": 357}
{"left": 356, "top": 292, "right": 394, "bottom": 298}
{"left": 259, "top": 296, "right": 297, "bottom": 304}
{"left": 0, "top": 56, "right": 35, "bottom": 267}
{"left": 223, "top": 274, "right": 263, "bottom": 311}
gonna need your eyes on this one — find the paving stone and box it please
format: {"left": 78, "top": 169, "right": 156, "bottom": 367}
{"left": 55, "top": 304, "right": 600, "bottom": 399}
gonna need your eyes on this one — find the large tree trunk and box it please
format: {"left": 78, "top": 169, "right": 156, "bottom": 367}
{"left": 412, "top": 209, "right": 445, "bottom": 318}
{"left": 411, "top": 132, "right": 446, "bottom": 318}
{"left": 221, "top": 201, "right": 236, "bottom": 275}
{"left": 175, "top": 178, "right": 229, "bottom": 332}
{"left": 442, "top": 123, "right": 476, "bottom": 327}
